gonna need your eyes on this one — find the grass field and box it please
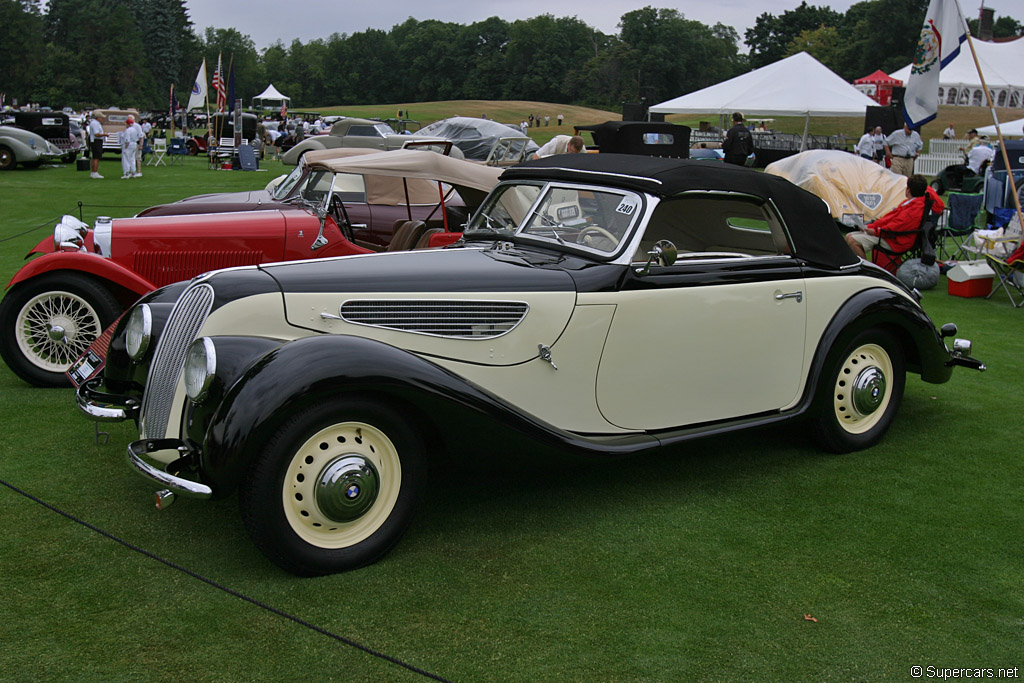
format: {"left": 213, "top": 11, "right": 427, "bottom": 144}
{"left": 0, "top": 134, "right": 1022, "bottom": 681}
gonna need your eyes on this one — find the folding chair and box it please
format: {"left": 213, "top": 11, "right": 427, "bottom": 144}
{"left": 872, "top": 195, "right": 938, "bottom": 275}
{"left": 147, "top": 138, "right": 167, "bottom": 166}
{"left": 167, "top": 137, "right": 188, "bottom": 165}
{"left": 984, "top": 234, "right": 1024, "bottom": 308}
{"left": 937, "top": 192, "right": 983, "bottom": 261}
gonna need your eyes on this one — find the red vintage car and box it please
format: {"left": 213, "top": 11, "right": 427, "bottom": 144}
{"left": 0, "top": 149, "right": 501, "bottom": 386}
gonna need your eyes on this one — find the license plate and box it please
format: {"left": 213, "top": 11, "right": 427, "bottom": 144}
{"left": 66, "top": 349, "right": 104, "bottom": 388}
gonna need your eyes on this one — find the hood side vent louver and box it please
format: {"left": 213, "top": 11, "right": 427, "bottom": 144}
{"left": 340, "top": 299, "right": 529, "bottom": 339}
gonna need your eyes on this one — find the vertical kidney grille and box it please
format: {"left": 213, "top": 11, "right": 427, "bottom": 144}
{"left": 140, "top": 283, "right": 214, "bottom": 439}
{"left": 133, "top": 250, "right": 264, "bottom": 288}
{"left": 339, "top": 300, "right": 529, "bottom": 339}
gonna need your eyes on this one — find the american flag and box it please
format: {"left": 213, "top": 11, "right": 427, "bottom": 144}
{"left": 212, "top": 53, "right": 226, "bottom": 113}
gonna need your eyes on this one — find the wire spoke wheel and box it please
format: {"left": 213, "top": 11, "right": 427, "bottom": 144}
{"left": 15, "top": 289, "right": 104, "bottom": 372}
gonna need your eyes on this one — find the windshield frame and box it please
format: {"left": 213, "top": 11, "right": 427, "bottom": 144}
{"left": 466, "top": 179, "right": 647, "bottom": 261}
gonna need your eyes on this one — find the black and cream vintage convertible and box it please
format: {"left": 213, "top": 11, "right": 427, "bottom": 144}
{"left": 75, "top": 154, "right": 984, "bottom": 576}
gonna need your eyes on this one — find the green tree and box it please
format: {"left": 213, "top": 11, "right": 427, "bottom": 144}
{"left": 0, "top": 0, "right": 45, "bottom": 103}
{"left": 460, "top": 17, "right": 512, "bottom": 101}
{"left": 840, "top": 0, "right": 928, "bottom": 79}
{"left": 967, "top": 15, "right": 1024, "bottom": 38}
{"left": 785, "top": 24, "right": 845, "bottom": 73}
{"left": 203, "top": 27, "right": 260, "bottom": 110}
{"left": 744, "top": 1, "right": 844, "bottom": 69}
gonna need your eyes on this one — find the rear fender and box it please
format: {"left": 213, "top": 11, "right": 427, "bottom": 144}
{"left": 6, "top": 250, "right": 154, "bottom": 297}
{"left": 803, "top": 288, "right": 953, "bottom": 412}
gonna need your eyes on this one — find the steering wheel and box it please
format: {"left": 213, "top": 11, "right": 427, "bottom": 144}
{"left": 329, "top": 194, "right": 355, "bottom": 242}
{"left": 576, "top": 225, "right": 619, "bottom": 250}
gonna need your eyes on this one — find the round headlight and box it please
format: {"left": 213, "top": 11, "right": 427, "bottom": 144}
{"left": 184, "top": 337, "right": 216, "bottom": 402}
{"left": 125, "top": 305, "right": 153, "bottom": 361}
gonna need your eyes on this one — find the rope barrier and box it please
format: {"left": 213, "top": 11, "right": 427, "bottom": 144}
{"left": 0, "top": 477, "right": 453, "bottom": 683}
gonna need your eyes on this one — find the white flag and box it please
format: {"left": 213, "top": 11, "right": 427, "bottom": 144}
{"left": 187, "top": 59, "right": 207, "bottom": 111}
{"left": 903, "top": 0, "right": 968, "bottom": 127}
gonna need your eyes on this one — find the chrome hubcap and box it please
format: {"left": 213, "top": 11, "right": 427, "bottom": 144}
{"left": 315, "top": 455, "right": 380, "bottom": 523}
{"left": 48, "top": 323, "right": 70, "bottom": 343}
{"left": 851, "top": 367, "right": 886, "bottom": 417}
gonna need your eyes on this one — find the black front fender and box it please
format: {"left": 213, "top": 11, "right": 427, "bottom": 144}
{"left": 200, "top": 335, "right": 657, "bottom": 495}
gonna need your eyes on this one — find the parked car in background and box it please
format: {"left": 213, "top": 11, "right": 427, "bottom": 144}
{"left": 281, "top": 117, "right": 455, "bottom": 165}
{"left": 90, "top": 108, "right": 142, "bottom": 154}
{"left": 0, "top": 125, "right": 64, "bottom": 170}
{"left": 1, "top": 111, "right": 82, "bottom": 162}
{"left": 0, "top": 149, "right": 502, "bottom": 386}
{"left": 75, "top": 153, "right": 983, "bottom": 576}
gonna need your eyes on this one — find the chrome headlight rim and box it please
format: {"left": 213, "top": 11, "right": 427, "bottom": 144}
{"left": 184, "top": 337, "right": 217, "bottom": 403}
{"left": 125, "top": 304, "right": 153, "bottom": 361}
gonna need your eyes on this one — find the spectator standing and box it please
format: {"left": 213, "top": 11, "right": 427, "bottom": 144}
{"left": 87, "top": 113, "right": 106, "bottom": 179}
{"left": 722, "top": 112, "right": 753, "bottom": 166}
{"left": 855, "top": 127, "right": 876, "bottom": 160}
{"left": 120, "top": 115, "right": 141, "bottom": 179}
{"left": 884, "top": 123, "right": 923, "bottom": 177}
{"left": 132, "top": 117, "right": 145, "bottom": 177}
{"left": 544, "top": 115, "right": 550, "bottom": 126}
{"left": 870, "top": 126, "right": 886, "bottom": 162}
{"left": 557, "top": 113, "right": 564, "bottom": 126}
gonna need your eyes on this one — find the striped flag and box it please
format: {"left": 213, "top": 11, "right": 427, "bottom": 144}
{"left": 212, "top": 53, "right": 227, "bottom": 113}
{"left": 903, "top": 0, "right": 968, "bottom": 127}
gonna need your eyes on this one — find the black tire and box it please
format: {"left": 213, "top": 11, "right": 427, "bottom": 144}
{"left": 61, "top": 152, "right": 78, "bottom": 164}
{"left": 240, "top": 399, "right": 426, "bottom": 576}
{"left": 812, "top": 329, "right": 906, "bottom": 453}
{"left": 186, "top": 139, "right": 199, "bottom": 156}
{"left": 0, "top": 273, "right": 121, "bottom": 387}
{"left": 929, "top": 179, "right": 944, "bottom": 194}
{"left": 0, "top": 146, "right": 15, "bottom": 170}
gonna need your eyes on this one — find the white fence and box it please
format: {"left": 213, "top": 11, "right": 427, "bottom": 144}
{"left": 915, "top": 153, "right": 962, "bottom": 176}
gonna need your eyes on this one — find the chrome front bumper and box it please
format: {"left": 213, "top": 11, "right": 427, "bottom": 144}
{"left": 76, "top": 377, "right": 140, "bottom": 422}
{"left": 127, "top": 438, "right": 213, "bottom": 499}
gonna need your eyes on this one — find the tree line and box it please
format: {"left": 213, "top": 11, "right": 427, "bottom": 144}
{"left": 1, "top": 0, "right": 1021, "bottom": 113}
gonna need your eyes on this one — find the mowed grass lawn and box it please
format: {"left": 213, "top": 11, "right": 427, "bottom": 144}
{"left": 0, "top": 148, "right": 1022, "bottom": 681}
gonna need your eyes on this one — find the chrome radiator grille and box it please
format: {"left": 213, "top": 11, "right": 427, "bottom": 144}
{"left": 340, "top": 299, "right": 529, "bottom": 339}
{"left": 140, "top": 283, "right": 214, "bottom": 439}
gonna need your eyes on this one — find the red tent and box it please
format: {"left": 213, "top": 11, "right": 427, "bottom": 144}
{"left": 854, "top": 70, "right": 903, "bottom": 106}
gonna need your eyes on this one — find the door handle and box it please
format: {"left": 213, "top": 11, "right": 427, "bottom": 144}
{"left": 775, "top": 291, "right": 803, "bottom": 303}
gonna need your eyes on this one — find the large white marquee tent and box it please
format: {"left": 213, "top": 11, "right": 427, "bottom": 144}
{"left": 649, "top": 52, "right": 877, "bottom": 148}
{"left": 252, "top": 84, "right": 291, "bottom": 110}
{"left": 890, "top": 38, "right": 1024, "bottom": 109}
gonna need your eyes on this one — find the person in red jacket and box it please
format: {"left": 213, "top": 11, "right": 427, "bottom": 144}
{"left": 845, "top": 174, "right": 945, "bottom": 259}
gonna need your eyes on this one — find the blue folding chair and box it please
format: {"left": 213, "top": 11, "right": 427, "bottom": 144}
{"left": 168, "top": 137, "right": 188, "bottom": 165}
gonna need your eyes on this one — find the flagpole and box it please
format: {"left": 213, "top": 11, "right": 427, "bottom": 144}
{"left": 956, "top": 0, "right": 1024, "bottom": 228}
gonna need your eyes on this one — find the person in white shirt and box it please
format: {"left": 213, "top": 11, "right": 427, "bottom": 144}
{"left": 966, "top": 140, "right": 995, "bottom": 174}
{"left": 855, "top": 127, "right": 875, "bottom": 160}
{"left": 87, "top": 114, "right": 106, "bottom": 178}
{"left": 132, "top": 118, "right": 145, "bottom": 177}
{"left": 531, "top": 135, "right": 585, "bottom": 159}
{"left": 121, "top": 115, "right": 141, "bottom": 179}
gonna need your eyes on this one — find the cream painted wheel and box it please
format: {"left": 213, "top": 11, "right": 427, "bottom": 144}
{"left": 241, "top": 400, "right": 425, "bottom": 576}
{"left": 282, "top": 421, "right": 401, "bottom": 548}
{"left": 814, "top": 329, "right": 905, "bottom": 453}
{"left": 831, "top": 343, "right": 893, "bottom": 435}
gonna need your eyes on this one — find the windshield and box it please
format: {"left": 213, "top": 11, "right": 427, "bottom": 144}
{"left": 272, "top": 164, "right": 306, "bottom": 200}
{"left": 298, "top": 171, "right": 367, "bottom": 203}
{"left": 468, "top": 182, "right": 643, "bottom": 254}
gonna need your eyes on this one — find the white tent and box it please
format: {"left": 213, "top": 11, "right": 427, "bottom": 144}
{"left": 977, "top": 117, "right": 1024, "bottom": 137}
{"left": 890, "top": 38, "right": 1024, "bottom": 109}
{"left": 252, "top": 84, "right": 291, "bottom": 110}
{"left": 649, "top": 52, "right": 877, "bottom": 149}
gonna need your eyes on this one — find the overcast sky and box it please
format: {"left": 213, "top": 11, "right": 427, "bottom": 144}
{"left": 184, "top": 0, "right": 1021, "bottom": 50}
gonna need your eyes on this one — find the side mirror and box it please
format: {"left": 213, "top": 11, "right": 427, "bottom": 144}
{"left": 636, "top": 239, "right": 678, "bottom": 275}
